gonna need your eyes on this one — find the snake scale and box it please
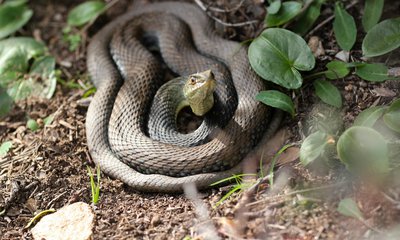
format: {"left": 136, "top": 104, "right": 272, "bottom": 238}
{"left": 86, "top": 2, "right": 281, "bottom": 192}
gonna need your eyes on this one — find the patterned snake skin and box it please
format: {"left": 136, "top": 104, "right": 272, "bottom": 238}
{"left": 86, "top": 2, "right": 281, "bottom": 192}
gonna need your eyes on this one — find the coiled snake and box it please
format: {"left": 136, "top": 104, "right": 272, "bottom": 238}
{"left": 86, "top": 2, "right": 281, "bottom": 192}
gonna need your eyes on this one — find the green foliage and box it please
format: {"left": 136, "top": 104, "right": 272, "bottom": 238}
{"left": 337, "top": 126, "right": 389, "bottom": 174}
{"left": 87, "top": 166, "right": 101, "bottom": 204}
{"left": 355, "top": 63, "right": 389, "bottom": 82}
{"left": 362, "top": 18, "right": 400, "bottom": 57}
{"left": 353, "top": 106, "right": 386, "bottom": 127}
{"left": 248, "top": 28, "right": 315, "bottom": 89}
{"left": 337, "top": 198, "right": 364, "bottom": 220}
{"left": 292, "top": 0, "right": 325, "bottom": 36}
{"left": 325, "top": 60, "right": 350, "bottom": 79}
{"left": 67, "top": 1, "right": 106, "bottom": 27}
{"left": 256, "top": 90, "right": 295, "bottom": 117}
{"left": 43, "top": 114, "right": 54, "bottom": 126}
{"left": 0, "top": 37, "right": 57, "bottom": 116}
{"left": 333, "top": 2, "right": 357, "bottom": 51}
{"left": 210, "top": 174, "right": 256, "bottom": 208}
{"left": 300, "top": 131, "right": 329, "bottom": 166}
{"left": 266, "top": 0, "right": 281, "bottom": 14}
{"left": 62, "top": 26, "right": 82, "bottom": 51}
{"left": 362, "top": 0, "right": 384, "bottom": 32}
{"left": 313, "top": 79, "right": 342, "bottom": 108}
{"left": 265, "top": 1, "right": 302, "bottom": 27}
{"left": 0, "top": 0, "right": 33, "bottom": 39}
{"left": 383, "top": 99, "right": 400, "bottom": 133}
{"left": 27, "top": 118, "right": 39, "bottom": 131}
{"left": 0, "top": 141, "right": 12, "bottom": 157}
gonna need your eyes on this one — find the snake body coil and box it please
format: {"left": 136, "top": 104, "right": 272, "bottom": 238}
{"left": 86, "top": 2, "right": 280, "bottom": 192}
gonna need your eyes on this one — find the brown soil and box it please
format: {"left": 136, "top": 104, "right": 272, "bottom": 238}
{"left": 1, "top": 0, "right": 400, "bottom": 239}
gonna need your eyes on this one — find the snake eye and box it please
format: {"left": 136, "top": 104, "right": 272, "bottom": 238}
{"left": 190, "top": 77, "right": 196, "bottom": 85}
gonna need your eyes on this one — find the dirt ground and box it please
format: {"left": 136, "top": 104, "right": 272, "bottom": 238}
{"left": 1, "top": 0, "right": 400, "bottom": 239}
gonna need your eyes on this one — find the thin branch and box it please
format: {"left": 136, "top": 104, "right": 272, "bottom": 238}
{"left": 194, "top": 0, "right": 259, "bottom": 27}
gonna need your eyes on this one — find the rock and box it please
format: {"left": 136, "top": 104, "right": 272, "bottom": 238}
{"left": 31, "top": 202, "right": 95, "bottom": 240}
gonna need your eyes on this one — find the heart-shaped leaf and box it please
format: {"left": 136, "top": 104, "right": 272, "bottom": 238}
{"left": 362, "top": 18, "right": 400, "bottom": 57}
{"left": 333, "top": 2, "right": 357, "bottom": 51}
{"left": 0, "top": 0, "right": 33, "bottom": 39}
{"left": 249, "top": 28, "right": 315, "bottom": 89}
{"left": 256, "top": 90, "right": 295, "bottom": 117}
{"left": 313, "top": 79, "right": 342, "bottom": 108}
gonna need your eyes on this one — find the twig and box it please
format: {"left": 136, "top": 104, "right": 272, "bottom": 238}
{"left": 194, "top": 0, "right": 259, "bottom": 27}
{"left": 305, "top": 0, "right": 359, "bottom": 38}
{"left": 197, "top": 0, "right": 247, "bottom": 13}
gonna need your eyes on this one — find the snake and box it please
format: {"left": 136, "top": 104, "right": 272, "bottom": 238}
{"left": 86, "top": 1, "right": 282, "bottom": 192}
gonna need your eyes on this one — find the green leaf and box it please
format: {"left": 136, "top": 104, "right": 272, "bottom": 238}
{"left": 325, "top": 61, "right": 350, "bottom": 79}
{"left": 256, "top": 90, "right": 295, "bottom": 117}
{"left": 249, "top": 28, "right": 315, "bottom": 89}
{"left": 0, "top": 38, "right": 56, "bottom": 100}
{"left": 355, "top": 63, "right": 389, "bottom": 82}
{"left": 0, "top": 37, "right": 45, "bottom": 78}
{"left": 362, "top": 18, "right": 400, "bottom": 57}
{"left": 267, "top": 0, "right": 281, "bottom": 14}
{"left": 337, "top": 126, "right": 389, "bottom": 174}
{"left": 337, "top": 198, "right": 364, "bottom": 220}
{"left": 67, "top": 1, "right": 106, "bottom": 27}
{"left": 333, "top": 2, "right": 357, "bottom": 51}
{"left": 0, "top": 141, "right": 12, "bottom": 157}
{"left": 353, "top": 106, "right": 386, "bottom": 127}
{"left": 0, "top": 0, "right": 33, "bottom": 39}
{"left": 291, "top": 0, "right": 325, "bottom": 36}
{"left": 313, "top": 79, "right": 342, "bottom": 108}
{"left": 265, "top": 1, "right": 302, "bottom": 27}
{"left": 362, "top": 0, "right": 384, "bottom": 32}
{"left": 27, "top": 118, "right": 39, "bottom": 131}
{"left": 300, "top": 131, "right": 328, "bottom": 166}
{"left": 383, "top": 99, "right": 400, "bottom": 133}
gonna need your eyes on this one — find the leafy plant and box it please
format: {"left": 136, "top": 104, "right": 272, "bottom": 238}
{"left": 362, "top": 18, "right": 400, "bottom": 57}
{"left": 87, "top": 166, "right": 101, "bottom": 205}
{"left": 0, "top": 141, "right": 12, "bottom": 157}
{"left": 63, "top": 1, "right": 107, "bottom": 51}
{"left": 0, "top": 0, "right": 33, "bottom": 39}
{"left": 265, "top": 1, "right": 302, "bottom": 27}
{"left": 248, "top": 28, "right": 315, "bottom": 89}
{"left": 362, "top": 0, "right": 384, "bottom": 32}
{"left": 337, "top": 198, "right": 364, "bottom": 220}
{"left": 0, "top": 37, "right": 57, "bottom": 116}
{"left": 256, "top": 90, "right": 295, "bottom": 117}
{"left": 313, "top": 79, "right": 342, "bottom": 108}
{"left": 333, "top": 2, "right": 357, "bottom": 51}
{"left": 210, "top": 173, "right": 257, "bottom": 208}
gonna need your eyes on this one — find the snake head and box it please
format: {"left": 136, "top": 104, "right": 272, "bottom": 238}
{"left": 183, "top": 69, "right": 217, "bottom": 116}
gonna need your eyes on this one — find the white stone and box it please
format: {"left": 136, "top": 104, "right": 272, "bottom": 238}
{"left": 31, "top": 202, "right": 95, "bottom": 240}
